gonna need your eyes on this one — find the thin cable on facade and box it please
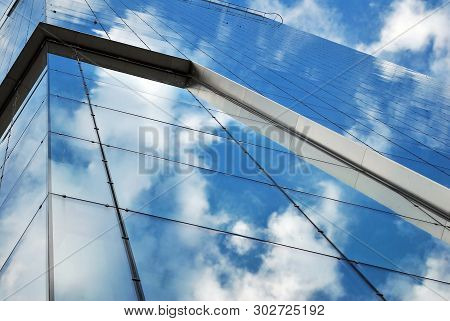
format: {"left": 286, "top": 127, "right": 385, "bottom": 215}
{"left": 179, "top": 0, "right": 283, "bottom": 26}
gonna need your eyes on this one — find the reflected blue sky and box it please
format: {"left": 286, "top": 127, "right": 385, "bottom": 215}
{"left": 39, "top": 0, "right": 450, "bottom": 186}
{"left": 44, "top": 52, "right": 450, "bottom": 300}
{"left": 0, "top": 0, "right": 448, "bottom": 301}
{"left": 0, "top": 1, "right": 448, "bottom": 183}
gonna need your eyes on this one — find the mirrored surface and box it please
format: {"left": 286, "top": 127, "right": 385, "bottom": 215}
{"left": 0, "top": 0, "right": 449, "bottom": 301}
{"left": 42, "top": 0, "right": 449, "bottom": 186}
{"left": 0, "top": 200, "right": 48, "bottom": 301}
{"left": 45, "top": 54, "right": 450, "bottom": 300}
{"left": 52, "top": 195, "right": 137, "bottom": 300}
{"left": 0, "top": 134, "right": 47, "bottom": 269}
{"left": 125, "top": 212, "right": 378, "bottom": 300}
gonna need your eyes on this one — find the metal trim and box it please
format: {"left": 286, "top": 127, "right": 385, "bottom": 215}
{"left": 0, "top": 22, "right": 448, "bottom": 243}
{"left": 189, "top": 63, "right": 450, "bottom": 241}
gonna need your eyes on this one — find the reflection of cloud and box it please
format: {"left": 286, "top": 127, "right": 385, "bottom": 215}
{"left": 0, "top": 203, "right": 47, "bottom": 301}
{"left": 343, "top": 90, "right": 392, "bottom": 154}
{"left": 381, "top": 251, "right": 450, "bottom": 300}
{"left": 248, "top": 0, "right": 348, "bottom": 45}
{"left": 0, "top": 130, "right": 47, "bottom": 270}
{"left": 175, "top": 172, "right": 229, "bottom": 228}
{"left": 308, "top": 181, "right": 349, "bottom": 242}
{"left": 226, "top": 220, "right": 254, "bottom": 255}
{"left": 357, "top": 0, "right": 450, "bottom": 85}
{"left": 132, "top": 203, "right": 346, "bottom": 300}
{"left": 50, "top": 135, "right": 112, "bottom": 205}
{"left": 51, "top": 196, "right": 136, "bottom": 300}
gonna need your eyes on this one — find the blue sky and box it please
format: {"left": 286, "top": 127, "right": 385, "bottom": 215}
{"left": 0, "top": 0, "right": 448, "bottom": 83}
{"left": 240, "top": 0, "right": 450, "bottom": 85}
{"left": 0, "top": 0, "right": 448, "bottom": 300}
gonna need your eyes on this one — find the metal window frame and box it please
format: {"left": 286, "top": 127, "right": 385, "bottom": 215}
{"left": 0, "top": 22, "right": 448, "bottom": 244}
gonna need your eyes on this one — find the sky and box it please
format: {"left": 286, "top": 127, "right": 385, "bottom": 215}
{"left": 0, "top": 0, "right": 448, "bottom": 83}
{"left": 0, "top": 0, "right": 449, "bottom": 300}
{"left": 242, "top": 0, "right": 450, "bottom": 85}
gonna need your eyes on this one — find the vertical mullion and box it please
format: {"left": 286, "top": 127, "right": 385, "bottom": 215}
{"left": 74, "top": 51, "right": 145, "bottom": 301}
{"left": 46, "top": 58, "right": 54, "bottom": 301}
{"left": 0, "top": 131, "right": 11, "bottom": 194}
{"left": 190, "top": 91, "right": 387, "bottom": 301}
{"left": 83, "top": 0, "right": 111, "bottom": 40}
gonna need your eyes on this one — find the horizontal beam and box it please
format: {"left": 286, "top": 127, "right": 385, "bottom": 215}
{"left": 0, "top": 22, "right": 448, "bottom": 243}
{"left": 0, "top": 22, "right": 192, "bottom": 135}
{"left": 189, "top": 63, "right": 450, "bottom": 242}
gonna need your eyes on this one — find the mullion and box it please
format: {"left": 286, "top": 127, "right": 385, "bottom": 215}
{"left": 190, "top": 90, "right": 387, "bottom": 300}
{"left": 49, "top": 129, "right": 441, "bottom": 227}
{"left": 76, "top": 52, "right": 145, "bottom": 301}
{"left": 175, "top": 11, "right": 450, "bottom": 167}
{"left": 48, "top": 191, "right": 450, "bottom": 287}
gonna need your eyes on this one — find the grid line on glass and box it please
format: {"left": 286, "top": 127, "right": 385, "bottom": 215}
{"left": 75, "top": 51, "right": 145, "bottom": 300}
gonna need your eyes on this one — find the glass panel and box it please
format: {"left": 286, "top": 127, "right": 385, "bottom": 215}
{"left": 49, "top": 95, "right": 97, "bottom": 141}
{"left": 52, "top": 195, "right": 136, "bottom": 300}
{"left": 105, "top": 146, "right": 338, "bottom": 257}
{"left": 93, "top": 106, "right": 268, "bottom": 182}
{"left": 50, "top": 133, "right": 112, "bottom": 205}
{"left": 46, "top": 1, "right": 109, "bottom": 40}
{"left": 286, "top": 189, "right": 450, "bottom": 282}
{"left": 359, "top": 264, "right": 450, "bottom": 301}
{"left": 48, "top": 69, "right": 86, "bottom": 104}
{"left": 8, "top": 72, "right": 48, "bottom": 155}
{"left": 48, "top": 53, "right": 80, "bottom": 76}
{"left": 0, "top": 200, "right": 47, "bottom": 301}
{"left": 0, "top": 135, "right": 8, "bottom": 170}
{"left": 0, "top": 0, "right": 45, "bottom": 82}
{"left": 0, "top": 98, "right": 47, "bottom": 205}
{"left": 126, "top": 213, "right": 379, "bottom": 300}
{"left": 84, "top": 77, "right": 226, "bottom": 136}
{"left": 0, "top": 141, "right": 47, "bottom": 267}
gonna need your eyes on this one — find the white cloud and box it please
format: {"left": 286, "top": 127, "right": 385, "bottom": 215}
{"left": 0, "top": 204, "right": 47, "bottom": 301}
{"left": 169, "top": 204, "right": 345, "bottom": 300}
{"left": 248, "top": 0, "right": 449, "bottom": 84}
{"left": 381, "top": 250, "right": 450, "bottom": 300}
{"left": 247, "top": 0, "right": 348, "bottom": 45}
{"left": 343, "top": 87, "right": 393, "bottom": 154}
{"left": 357, "top": 0, "right": 450, "bottom": 85}
{"left": 226, "top": 220, "right": 255, "bottom": 255}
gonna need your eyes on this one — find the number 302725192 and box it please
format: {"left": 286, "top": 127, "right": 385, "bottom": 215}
{"left": 253, "top": 304, "right": 325, "bottom": 316}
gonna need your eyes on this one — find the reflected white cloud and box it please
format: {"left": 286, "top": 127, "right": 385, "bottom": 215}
{"left": 248, "top": 0, "right": 348, "bottom": 45}
{"left": 0, "top": 203, "right": 47, "bottom": 301}
{"left": 129, "top": 203, "right": 350, "bottom": 300}
{"left": 380, "top": 250, "right": 450, "bottom": 300}
{"left": 226, "top": 220, "right": 255, "bottom": 255}
{"left": 357, "top": 0, "right": 450, "bottom": 86}
{"left": 344, "top": 89, "right": 392, "bottom": 154}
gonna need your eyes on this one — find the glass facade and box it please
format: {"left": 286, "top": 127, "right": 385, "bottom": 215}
{"left": 0, "top": 0, "right": 448, "bottom": 301}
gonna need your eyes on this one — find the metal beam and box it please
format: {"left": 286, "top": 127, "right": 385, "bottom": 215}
{"left": 0, "top": 22, "right": 448, "bottom": 243}
{"left": 0, "top": 22, "right": 192, "bottom": 134}
{"left": 189, "top": 63, "right": 450, "bottom": 242}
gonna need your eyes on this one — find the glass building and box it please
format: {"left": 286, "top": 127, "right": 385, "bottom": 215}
{"left": 0, "top": 0, "right": 448, "bottom": 301}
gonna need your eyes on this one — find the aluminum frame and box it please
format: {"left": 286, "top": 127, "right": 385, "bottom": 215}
{"left": 0, "top": 22, "right": 448, "bottom": 243}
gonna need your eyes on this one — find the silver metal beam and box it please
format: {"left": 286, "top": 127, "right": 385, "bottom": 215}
{"left": 189, "top": 63, "right": 450, "bottom": 242}
{"left": 0, "top": 22, "right": 448, "bottom": 243}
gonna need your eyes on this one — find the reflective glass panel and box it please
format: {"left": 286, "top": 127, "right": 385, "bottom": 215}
{"left": 126, "top": 212, "right": 379, "bottom": 300}
{"left": 52, "top": 195, "right": 136, "bottom": 300}
{"left": 0, "top": 142, "right": 47, "bottom": 268}
{"left": 0, "top": 200, "right": 48, "bottom": 301}
{"left": 50, "top": 133, "right": 112, "bottom": 205}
